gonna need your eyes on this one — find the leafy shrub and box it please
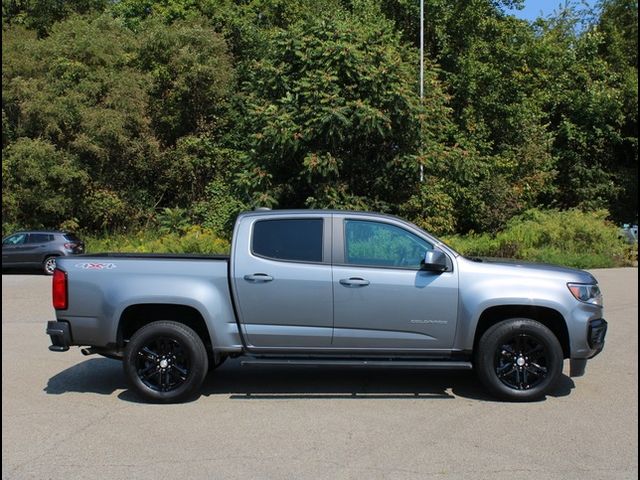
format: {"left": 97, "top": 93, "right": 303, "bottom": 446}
{"left": 194, "top": 178, "right": 246, "bottom": 239}
{"left": 58, "top": 218, "right": 80, "bottom": 233}
{"left": 156, "top": 207, "right": 190, "bottom": 234}
{"left": 86, "top": 226, "right": 229, "bottom": 255}
{"left": 444, "top": 209, "right": 634, "bottom": 269}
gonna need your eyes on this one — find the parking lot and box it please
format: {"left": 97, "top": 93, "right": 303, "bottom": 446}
{"left": 2, "top": 268, "right": 638, "bottom": 479}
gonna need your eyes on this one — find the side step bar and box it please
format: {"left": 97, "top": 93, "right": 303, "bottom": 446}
{"left": 241, "top": 358, "right": 473, "bottom": 370}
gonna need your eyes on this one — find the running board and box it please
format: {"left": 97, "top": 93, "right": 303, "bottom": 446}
{"left": 241, "top": 358, "right": 473, "bottom": 370}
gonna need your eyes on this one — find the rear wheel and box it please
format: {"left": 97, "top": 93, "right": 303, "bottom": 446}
{"left": 124, "top": 321, "right": 208, "bottom": 403}
{"left": 43, "top": 256, "right": 57, "bottom": 275}
{"left": 475, "top": 318, "right": 564, "bottom": 402}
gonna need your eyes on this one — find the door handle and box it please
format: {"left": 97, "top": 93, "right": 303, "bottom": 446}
{"left": 244, "top": 273, "right": 274, "bottom": 283}
{"left": 339, "top": 277, "right": 370, "bottom": 287}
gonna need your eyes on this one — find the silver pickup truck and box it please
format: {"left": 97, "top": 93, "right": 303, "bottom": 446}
{"left": 46, "top": 210, "right": 607, "bottom": 403}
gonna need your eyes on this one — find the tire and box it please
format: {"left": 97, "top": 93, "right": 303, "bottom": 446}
{"left": 43, "top": 256, "right": 57, "bottom": 275}
{"left": 123, "top": 321, "right": 209, "bottom": 403}
{"left": 475, "top": 318, "right": 564, "bottom": 402}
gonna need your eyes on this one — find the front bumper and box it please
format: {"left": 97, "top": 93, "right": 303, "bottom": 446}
{"left": 46, "top": 321, "right": 71, "bottom": 352}
{"left": 570, "top": 318, "right": 607, "bottom": 377}
{"left": 587, "top": 318, "right": 607, "bottom": 356}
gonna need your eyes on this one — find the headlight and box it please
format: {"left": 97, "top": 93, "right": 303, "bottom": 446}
{"left": 567, "top": 283, "right": 603, "bottom": 306}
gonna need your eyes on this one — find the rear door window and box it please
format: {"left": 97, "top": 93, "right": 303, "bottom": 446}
{"left": 252, "top": 219, "right": 323, "bottom": 262}
{"left": 27, "top": 234, "right": 51, "bottom": 243}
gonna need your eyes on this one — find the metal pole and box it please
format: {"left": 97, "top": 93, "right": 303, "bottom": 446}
{"left": 419, "top": 0, "right": 424, "bottom": 182}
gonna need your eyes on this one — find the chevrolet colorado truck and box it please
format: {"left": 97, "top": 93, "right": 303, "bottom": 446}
{"left": 46, "top": 210, "right": 607, "bottom": 403}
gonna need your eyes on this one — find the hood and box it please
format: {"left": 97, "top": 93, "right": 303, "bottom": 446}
{"left": 461, "top": 256, "right": 597, "bottom": 284}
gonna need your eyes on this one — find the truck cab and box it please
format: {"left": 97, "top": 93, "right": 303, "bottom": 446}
{"left": 231, "top": 210, "right": 459, "bottom": 352}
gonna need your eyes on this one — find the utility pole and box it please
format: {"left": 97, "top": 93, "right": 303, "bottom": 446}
{"left": 419, "top": 0, "right": 424, "bottom": 182}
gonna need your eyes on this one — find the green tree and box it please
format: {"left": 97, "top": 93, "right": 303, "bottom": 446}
{"left": 137, "top": 17, "right": 234, "bottom": 146}
{"left": 2, "top": 0, "right": 109, "bottom": 36}
{"left": 596, "top": 0, "right": 638, "bottom": 221}
{"left": 2, "top": 16, "right": 162, "bottom": 228}
{"left": 238, "top": 7, "right": 455, "bottom": 228}
{"left": 1, "top": 0, "right": 637, "bottom": 238}
{"left": 533, "top": 3, "right": 637, "bottom": 221}
{"left": 2, "top": 138, "right": 89, "bottom": 228}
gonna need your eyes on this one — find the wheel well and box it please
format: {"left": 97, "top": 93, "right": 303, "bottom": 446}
{"left": 474, "top": 305, "right": 570, "bottom": 358}
{"left": 118, "top": 304, "right": 212, "bottom": 351}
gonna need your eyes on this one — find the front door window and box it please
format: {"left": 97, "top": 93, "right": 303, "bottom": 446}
{"left": 2, "top": 233, "right": 27, "bottom": 246}
{"left": 344, "top": 220, "right": 432, "bottom": 269}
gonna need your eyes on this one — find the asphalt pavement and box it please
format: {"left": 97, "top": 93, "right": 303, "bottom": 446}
{"left": 2, "top": 268, "right": 638, "bottom": 479}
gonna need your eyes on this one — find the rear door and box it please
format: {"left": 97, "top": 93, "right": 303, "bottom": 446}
{"left": 231, "top": 214, "right": 333, "bottom": 349}
{"left": 23, "top": 233, "right": 53, "bottom": 264}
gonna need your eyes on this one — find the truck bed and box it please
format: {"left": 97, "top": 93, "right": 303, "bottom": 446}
{"left": 54, "top": 253, "right": 239, "bottom": 350}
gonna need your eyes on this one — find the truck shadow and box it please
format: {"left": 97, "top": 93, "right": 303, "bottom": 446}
{"left": 45, "top": 358, "right": 127, "bottom": 395}
{"left": 45, "top": 357, "right": 576, "bottom": 403}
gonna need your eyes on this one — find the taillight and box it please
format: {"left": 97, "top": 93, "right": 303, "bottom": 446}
{"left": 52, "top": 269, "right": 68, "bottom": 310}
{"left": 64, "top": 242, "right": 77, "bottom": 249}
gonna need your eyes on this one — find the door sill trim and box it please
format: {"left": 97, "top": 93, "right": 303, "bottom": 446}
{"left": 241, "top": 357, "right": 472, "bottom": 370}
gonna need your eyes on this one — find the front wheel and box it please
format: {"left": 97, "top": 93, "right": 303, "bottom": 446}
{"left": 124, "top": 321, "right": 208, "bottom": 403}
{"left": 475, "top": 318, "right": 564, "bottom": 402}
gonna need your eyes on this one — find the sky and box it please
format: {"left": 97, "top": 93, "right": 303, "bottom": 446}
{"left": 506, "top": 0, "right": 600, "bottom": 21}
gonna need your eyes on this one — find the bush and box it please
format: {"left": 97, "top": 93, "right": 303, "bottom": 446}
{"left": 443, "top": 209, "right": 635, "bottom": 269}
{"left": 86, "top": 226, "right": 230, "bottom": 255}
{"left": 2, "top": 138, "right": 89, "bottom": 229}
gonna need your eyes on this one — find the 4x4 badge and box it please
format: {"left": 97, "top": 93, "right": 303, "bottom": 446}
{"left": 75, "top": 262, "right": 116, "bottom": 270}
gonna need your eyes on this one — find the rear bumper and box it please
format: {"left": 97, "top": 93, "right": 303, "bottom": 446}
{"left": 46, "top": 321, "right": 71, "bottom": 352}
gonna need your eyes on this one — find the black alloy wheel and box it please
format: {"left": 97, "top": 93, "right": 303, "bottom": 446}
{"left": 124, "top": 321, "right": 208, "bottom": 403}
{"left": 494, "top": 333, "right": 549, "bottom": 390}
{"left": 475, "top": 318, "right": 563, "bottom": 401}
{"left": 135, "top": 336, "right": 191, "bottom": 393}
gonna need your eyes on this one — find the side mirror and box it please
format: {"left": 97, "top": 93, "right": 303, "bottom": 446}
{"left": 421, "top": 250, "right": 448, "bottom": 272}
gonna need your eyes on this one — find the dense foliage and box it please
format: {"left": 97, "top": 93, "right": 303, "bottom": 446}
{"left": 83, "top": 209, "right": 635, "bottom": 269}
{"left": 86, "top": 225, "right": 230, "bottom": 254}
{"left": 444, "top": 208, "right": 636, "bottom": 268}
{"left": 2, "top": 1, "right": 638, "bottom": 255}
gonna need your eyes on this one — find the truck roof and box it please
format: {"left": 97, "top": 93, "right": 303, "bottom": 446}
{"left": 238, "top": 209, "right": 405, "bottom": 221}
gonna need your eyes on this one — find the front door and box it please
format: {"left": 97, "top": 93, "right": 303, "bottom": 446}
{"left": 232, "top": 215, "right": 333, "bottom": 349}
{"left": 2, "top": 233, "right": 29, "bottom": 265}
{"left": 332, "top": 218, "right": 458, "bottom": 352}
